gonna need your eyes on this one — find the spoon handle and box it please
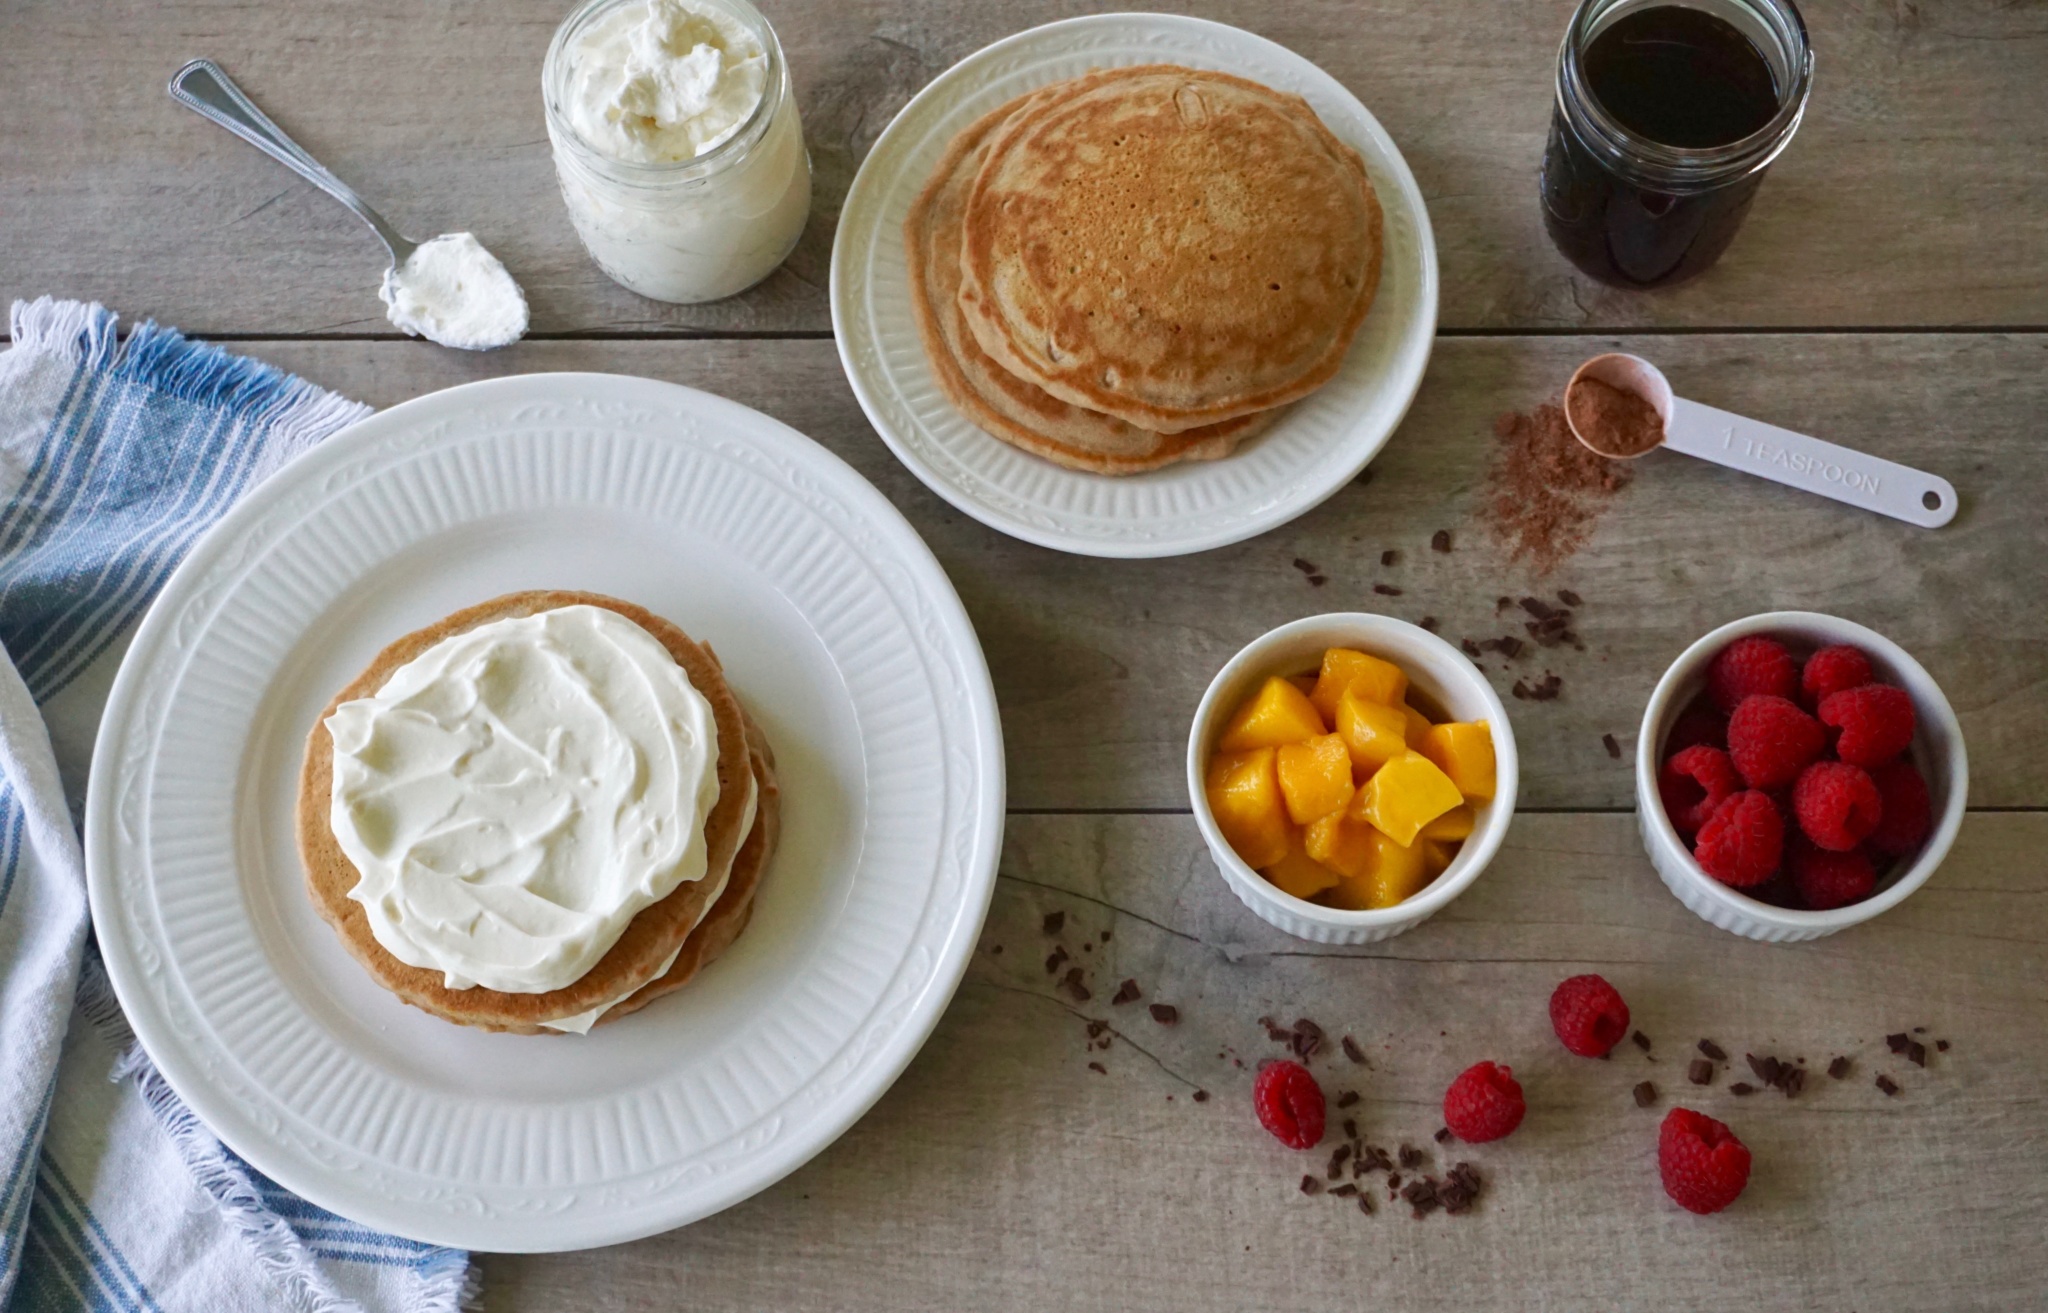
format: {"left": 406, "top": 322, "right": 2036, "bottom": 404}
{"left": 1663, "top": 397, "right": 1957, "bottom": 528}
{"left": 168, "top": 58, "right": 413, "bottom": 266}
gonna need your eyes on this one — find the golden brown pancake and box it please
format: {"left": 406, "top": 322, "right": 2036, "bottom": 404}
{"left": 958, "top": 66, "right": 1382, "bottom": 433}
{"left": 906, "top": 85, "right": 1276, "bottom": 473}
{"left": 297, "top": 590, "right": 775, "bottom": 1033}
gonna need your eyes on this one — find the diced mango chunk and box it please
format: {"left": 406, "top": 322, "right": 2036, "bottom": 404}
{"left": 1325, "top": 827, "right": 1433, "bottom": 910}
{"left": 1421, "top": 721, "right": 1496, "bottom": 802}
{"left": 1205, "top": 748, "right": 1291, "bottom": 869}
{"left": 1311, "top": 648, "right": 1408, "bottom": 721}
{"left": 1402, "top": 703, "right": 1433, "bottom": 749}
{"left": 1336, "top": 691, "right": 1410, "bottom": 777}
{"left": 1219, "top": 677, "right": 1326, "bottom": 752}
{"left": 1419, "top": 805, "right": 1476, "bottom": 842}
{"left": 1304, "top": 810, "right": 1379, "bottom": 879}
{"left": 1276, "top": 732, "right": 1354, "bottom": 825}
{"left": 1349, "top": 750, "right": 1464, "bottom": 847}
{"left": 1261, "top": 835, "right": 1342, "bottom": 901}
{"left": 1422, "top": 838, "right": 1458, "bottom": 879}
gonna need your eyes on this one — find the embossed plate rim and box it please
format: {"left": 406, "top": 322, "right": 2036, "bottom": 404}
{"left": 83, "top": 372, "right": 1006, "bottom": 1251}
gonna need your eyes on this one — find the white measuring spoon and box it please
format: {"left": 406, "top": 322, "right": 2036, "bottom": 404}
{"left": 1564, "top": 354, "right": 1957, "bottom": 528}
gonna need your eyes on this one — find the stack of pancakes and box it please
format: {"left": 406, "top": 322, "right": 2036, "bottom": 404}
{"left": 907, "top": 65, "right": 1383, "bottom": 475}
{"left": 297, "top": 590, "right": 779, "bottom": 1034}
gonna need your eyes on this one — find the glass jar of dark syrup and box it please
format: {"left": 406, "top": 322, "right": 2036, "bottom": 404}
{"left": 1541, "top": 0, "right": 1813, "bottom": 288}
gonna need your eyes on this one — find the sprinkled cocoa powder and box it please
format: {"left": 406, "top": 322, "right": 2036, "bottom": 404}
{"left": 1484, "top": 403, "right": 1633, "bottom": 573}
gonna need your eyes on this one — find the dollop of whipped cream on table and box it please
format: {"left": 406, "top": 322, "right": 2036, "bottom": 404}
{"left": 564, "top": 0, "right": 769, "bottom": 163}
{"left": 378, "top": 232, "right": 528, "bottom": 351}
{"left": 326, "top": 605, "right": 720, "bottom": 995}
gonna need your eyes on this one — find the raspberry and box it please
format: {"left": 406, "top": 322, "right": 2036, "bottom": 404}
{"left": 1790, "top": 841, "right": 1877, "bottom": 911}
{"left": 1658, "top": 1107, "right": 1751, "bottom": 1214}
{"left": 1692, "top": 791, "right": 1784, "bottom": 888}
{"left": 1549, "top": 974, "right": 1631, "bottom": 1058}
{"left": 1867, "top": 759, "right": 1932, "bottom": 858}
{"left": 1253, "top": 1059, "right": 1325, "bottom": 1150}
{"left": 1442, "top": 1061, "right": 1525, "bottom": 1143}
{"left": 1801, "top": 645, "right": 1873, "bottom": 708}
{"left": 1658, "top": 745, "right": 1739, "bottom": 836}
{"left": 1665, "top": 698, "right": 1728, "bottom": 754}
{"left": 1726, "top": 695, "right": 1826, "bottom": 789}
{"left": 1706, "top": 636, "right": 1797, "bottom": 713}
{"left": 1792, "top": 760, "right": 1883, "bottom": 852}
{"left": 1818, "top": 685, "right": 1916, "bottom": 767}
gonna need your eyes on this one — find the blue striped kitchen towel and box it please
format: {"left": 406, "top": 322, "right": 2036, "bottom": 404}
{"left": 0, "top": 298, "right": 475, "bottom": 1313}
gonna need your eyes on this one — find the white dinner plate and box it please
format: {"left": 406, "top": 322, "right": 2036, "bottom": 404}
{"left": 84, "top": 374, "right": 1005, "bottom": 1252}
{"left": 830, "top": 12, "right": 1438, "bottom": 559}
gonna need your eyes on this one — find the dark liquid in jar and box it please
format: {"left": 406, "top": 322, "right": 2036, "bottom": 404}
{"left": 1542, "top": 6, "right": 1784, "bottom": 287}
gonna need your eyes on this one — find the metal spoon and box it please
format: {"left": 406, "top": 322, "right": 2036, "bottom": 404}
{"left": 1564, "top": 353, "right": 1957, "bottom": 528}
{"left": 169, "top": 59, "right": 419, "bottom": 273}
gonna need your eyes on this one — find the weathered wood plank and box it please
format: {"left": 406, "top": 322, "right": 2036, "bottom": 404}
{"left": 4, "top": 0, "right": 2045, "bottom": 335}
{"left": 478, "top": 811, "right": 2048, "bottom": 1312}
{"left": 235, "top": 333, "right": 2048, "bottom": 809}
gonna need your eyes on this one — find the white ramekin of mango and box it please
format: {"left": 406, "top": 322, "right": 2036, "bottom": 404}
{"left": 1187, "top": 614, "right": 1519, "bottom": 944}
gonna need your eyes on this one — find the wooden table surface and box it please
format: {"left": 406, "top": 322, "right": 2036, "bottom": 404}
{"left": 7, "top": 1, "right": 2045, "bottom": 1309}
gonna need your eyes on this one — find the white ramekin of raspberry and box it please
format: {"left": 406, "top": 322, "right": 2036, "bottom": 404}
{"left": 1635, "top": 612, "right": 1968, "bottom": 941}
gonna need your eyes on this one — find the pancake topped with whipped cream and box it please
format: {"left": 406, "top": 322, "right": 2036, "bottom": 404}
{"left": 297, "top": 590, "right": 779, "bottom": 1034}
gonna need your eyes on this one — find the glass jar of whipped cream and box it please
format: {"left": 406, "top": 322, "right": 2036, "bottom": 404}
{"left": 543, "top": 0, "right": 812, "bottom": 303}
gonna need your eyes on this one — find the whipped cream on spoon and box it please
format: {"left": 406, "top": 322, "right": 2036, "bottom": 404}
{"left": 169, "top": 59, "right": 527, "bottom": 350}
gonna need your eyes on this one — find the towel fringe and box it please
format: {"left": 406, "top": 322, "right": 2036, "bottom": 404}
{"left": 7, "top": 297, "right": 121, "bottom": 374}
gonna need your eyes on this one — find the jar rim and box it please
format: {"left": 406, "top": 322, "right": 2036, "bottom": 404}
{"left": 542, "top": 0, "right": 786, "bottom": 184}
{"left": 1556, "top": 0, "right": 1813, "bottom": 188}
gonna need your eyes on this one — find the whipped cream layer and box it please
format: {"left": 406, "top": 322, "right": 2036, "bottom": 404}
{"left": 564, "top": 0, "right": 768, "bottom": 164}
{"left": 327, "top": 605, "right": 721, "bottom": 995}
{"left": 378, "top": 232, "right": 528, "bottom": 351}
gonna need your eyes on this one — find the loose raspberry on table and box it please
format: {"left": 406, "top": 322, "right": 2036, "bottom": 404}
{"left": 1706, "top": 636, "right": 1798, "bottom": 713}
{"left": 1659, "top": 1107, "right": 1751, "bottom": 1214}
{"left": 1658, "top": 745, "right": 1740, "bottom": 836}
{"left": 1790, "top": 842, "right": 1877, "bottom": 911}
{"left": 1693, "top": 791, "right": 1784, "bottom": 888}
{"left": 1549, "top": 974, "right": 1631, "bottom": 1058}
{"left": 1727, "top": 695, "right": 1826, "bottom": 789}
{"left": 1818, "top": 684, "right": 1916, "bottom": 767}
{"left": 1443, "top": 1061, "right": 1525, "bottom": 1143}
{"left": 1801, "top": 645, "right": 1873, "bottom": 708}
{"left": 1793, "top": 760, "right": 1883, "bottom": 852}
{"left": 1666, "top": 698, "right": 1729, "bottom": 754}
{"left": 1253, "top": 1059, "right": 1325, "bottom": 1150}
{"left": 1867, "top": 759, "right": 1933, "bottom": 857}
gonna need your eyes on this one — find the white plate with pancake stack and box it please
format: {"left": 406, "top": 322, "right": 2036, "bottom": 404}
{"left": 832, "top": 13, "right": 1438, "bottom": 558}
{"left": 84, "top": 373, "right": 1006, "bottom": 1250}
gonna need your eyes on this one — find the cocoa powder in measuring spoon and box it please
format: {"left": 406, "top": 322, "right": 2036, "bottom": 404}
{"left": 1565, "top": 377, "right": 1665, "bottom": 458}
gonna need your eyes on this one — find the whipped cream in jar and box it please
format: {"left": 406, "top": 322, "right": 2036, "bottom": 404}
{"left": 543, "top": 0, "right": 812, "bottom": 303}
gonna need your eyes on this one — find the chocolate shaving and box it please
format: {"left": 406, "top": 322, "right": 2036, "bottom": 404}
{"left": 1520, "top": 596, "right": 1555, "bottom": 620}
{"left": 1747, "top": 1053, "right": 1783, "bottom": 1086}
{"left": 1937, "top": 1039, "right": 1950, "bottom": 1052}
{"left": 1307, "top": 574, "right": 1327, "bottom": 587}
{"left": 1781, "top": 1066, "right": 1806, "bottom": 1098}
{"left": 1336, "top": 1091, "right": 1360, "bottom": 1109}
{"left": 1328, "top": 1146, "right": 1351, "bottom": 1178}
{"left": 1042, "top": 911, "right": 1064, "bottom": 935}
{"left": 1730, "top": 1082, "right": 1756, "bottom": 1096}
{"left": 1887, "top": 1032, "right": 1911, "bottom": 1054}
{"left": 1111, "top": 979, "right": 1141, "bottom": 1006}
{"left": 1292, "top": 558, "right": 1318, "bottom": 575}
{"left": 1603, "top": 733, "right": 1622, "bottom": 759}
{"left": 1291, "top": 1018, "right": 1326, "bottom": 1062}
{"left": 1402, "top": 1177, "right": 1441, "bottom": 1217}
{"left": 1906, "top": 1041, "right": 1928, "bottom": 1068}
{"left": 1386, "top": 1174, "right": 1401, "bottom": 1190}
{"left": 1439, "top": 1162, "right": 1482, "bottom": 1214}
{"left": 1060, "top": 968, "right": 1090, "bottom": 1002}
{"left": 1343, "top": 1118, "right": 1359, "bottom": 1141}
{"left": 1357, "top": 1194, "right": 1374, "bottom": 1215}
{"left": 1433, "top": 1127, "right": 1453, "bottom": 1144}
{"left": 1419, "top": 616, "right": 1439, "bottom": 631}
{"left": 1460, "top": 638, "right": 1482, "bottom": 658}
{"left": 1330, "top": 1183, "right": 1359, "bottom": 1198}
{"left": 1043, "top": 947, "right": 1066, "bottom": 975}
{"left": 1358, "top": 1146, "right": 1394, "bottom": 1173}
{"left": 1687, "top": 1058, "right": 1714, "bottom": 1086}
{"left": 1342, "top": 1035, "right": 1367, "bottom": 1064}
{"left": 1100, "top": 930, "right": 1112, "bottom": 943}
{"left": 1398, "top": 1145, "right": 1425, "bottom": 1169}
{"left": 1300, "top": 1175, "right": 1321, "bottom": 1195}
{"left": 1633, "top": 1081, "right": 1657, "bottom": 1107}
{"left": 1381, "top": 549, "right": 1399, "bottom": 566}
{"left": 1149, "top": 1004, "right": 1178, "bottom": 1025}
{"left": 1431, "top": 529, "right": 1453, "bottom": 553}
{"left": 1557, "top": 589, "right": 1583, "bottom": 607}
{"left": 1698, "top": 1039, "right": 1728, "bottom": 1062}
{"left": 1828, "top": 1056, "right": 1851, "bottom": 1079}
{"left": 1085, "top": 1020, "right": 1108, "bottom": 1039}
{"left": 1632, "top": 1031, "right": 1652, "bottom": 1052}
{"left": 1373, "top": 584, "right": 1403, "bottom": 597}
{"left": 1876, "top": 1075, "right": 1900, "bottom": 1096}
{"left": 1087, "top": 1061, "right": 1106, "bottom": 1075}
